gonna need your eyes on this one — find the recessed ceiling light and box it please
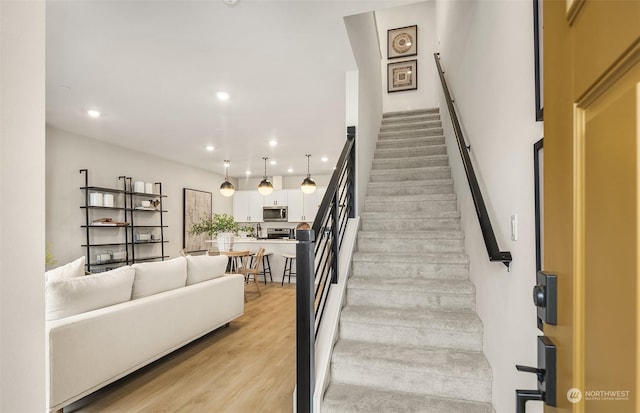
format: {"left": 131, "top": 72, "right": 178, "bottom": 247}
{"left": 216, "top": 91, "right": 230, "bottom": 101}
{"left": 206, "top": 145, "right": 215, "bottom": 151}
{"left": 270, "top": 160, "right": 276, "bottom": 165}
{"left": 245, "top": 170, "right": 251, "bottom": 175}
{"left": 287, "top": 168, "right": 293, "bottom": 173}
{"left": 223, "top": 0, "right": 237, "bottom": 4}
{"left": 269, "top": 139, "right": 277, "bottom": 147}
{"left": 321, "top": 156, "right": 328, "bottom": 162}
{"left": 87, "top": 109, "right": 101, "bottom": 118}
{"left": 223, "top": 161, "right": 230, "bottom": 167}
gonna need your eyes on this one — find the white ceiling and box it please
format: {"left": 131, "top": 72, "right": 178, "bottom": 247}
{"left": 46, "top": 0, "right": 413, "bottom": 178}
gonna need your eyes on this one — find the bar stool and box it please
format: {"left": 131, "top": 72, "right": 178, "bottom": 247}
{"left": 282, "top": 253, "right": 296, "bottom": 285}
{"left": 249, "top": 251, "right": 273, "bottom": 284}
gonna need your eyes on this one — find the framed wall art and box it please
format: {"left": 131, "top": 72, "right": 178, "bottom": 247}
{"left": 183, "top": 188, "right": 212, "bottom": 253}
{"left": 388, "top": 60, "right": 417, "bottom": 93}
{"left": 387, "top": 25, "right": 417, "bottom": 59}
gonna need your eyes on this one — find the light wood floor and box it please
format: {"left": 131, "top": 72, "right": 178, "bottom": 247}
{"left": 67, "top": 283, "right": 296, "bottom": 413}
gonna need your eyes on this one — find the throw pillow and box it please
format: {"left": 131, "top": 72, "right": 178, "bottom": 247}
{"left": 185, "top": 255, "right": 228, "bottom": 285}
{"left": 45, "top": 266, "right": 135, "bottom": 321}
{"left": 45, "top": 256, "right": 86, "bottom": 283}
{"left": 131, "top": 257, "right": 187, "bottom": 299}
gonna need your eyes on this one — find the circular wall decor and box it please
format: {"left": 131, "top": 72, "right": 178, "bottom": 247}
{"left": 392, "top": 33, "right": 413, "bottom": 54}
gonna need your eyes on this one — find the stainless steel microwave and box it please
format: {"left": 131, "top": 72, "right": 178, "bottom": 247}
{"left": 263, "top": 206, "right": 288, "bottom": 222}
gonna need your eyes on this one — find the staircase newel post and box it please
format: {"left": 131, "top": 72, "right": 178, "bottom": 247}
{"left": 347, "top": 126, "right": 356, "bottom": 219}
{"left": 296, "top": 228, "right": 315, "bottom": 413}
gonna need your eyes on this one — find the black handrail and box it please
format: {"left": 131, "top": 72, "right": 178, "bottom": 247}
{"left": 434, "top": 53, "right": 512, "bottom": 268}
{"left": 296, "top": 126, "right": 356, "bottom": 413}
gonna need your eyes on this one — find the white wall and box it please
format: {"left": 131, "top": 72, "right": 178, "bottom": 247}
{"left": 46, "top": 127, "right": 233, "bottom": 267}
{"left": 435, "top": 1, "right": 544, "bottom": 412}
{"left": 0, "top": 1, "right": 47, "bottom": 411}
{"left": 376, "top": 1, "right": 437, "bottom": 112}
{"left": 344, "top": 10, "right": 384, "bottom": 216}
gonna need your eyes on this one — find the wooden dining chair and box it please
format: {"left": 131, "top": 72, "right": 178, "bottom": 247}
{"left": 239, "top": 247, "right": 264, "bottom": 299}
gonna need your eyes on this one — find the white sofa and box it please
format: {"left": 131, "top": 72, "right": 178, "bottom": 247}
{"left": 45, "top": 255, "right": 244, "bottom": 412}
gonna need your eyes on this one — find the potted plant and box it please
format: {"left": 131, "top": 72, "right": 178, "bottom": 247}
{"left": 189, "top": 213, "right": 252, "bottom": 251}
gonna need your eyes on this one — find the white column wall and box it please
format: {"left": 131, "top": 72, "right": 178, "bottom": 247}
{"left": 344, "top": 11, "right": 384, "bottom": 216}
{"left": 435, "top": 1, "right": 544, "bottom": 412}
{"left": 376, "top": 0, "right": 438, "bottom": 112}
{"left": 46, "top": 127, "right": 233, "bottom": 267}
{"left": 0, "top": 1, "right": 47, "bottom": 411}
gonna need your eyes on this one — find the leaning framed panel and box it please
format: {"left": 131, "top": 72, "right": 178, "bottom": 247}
{"left": 387, "top": 59, "right": 417, "bottom": 93}
{"left": 387, "top": 25, "right": 417, "bottom": 59}
{"left": 183, "top": 188, "right": 212, "bottom": 253}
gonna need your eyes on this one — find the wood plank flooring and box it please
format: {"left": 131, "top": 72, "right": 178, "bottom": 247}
{"left": 67, "top": 283, "right": 296, "bottom": 413}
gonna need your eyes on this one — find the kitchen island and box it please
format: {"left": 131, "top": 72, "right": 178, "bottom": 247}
{"left": 232, "top": 238, "right": 297, "bottom": 284}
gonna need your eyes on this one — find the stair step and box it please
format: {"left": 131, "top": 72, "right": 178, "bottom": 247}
{"left": 323, "top": 384, "right": 495, "bottom": 413}
{"left": 357, "top": 233, "right": 464, "bottom": 253}
{"left": 331, "top": 340, "right": 492, "bottom": 403}
{"left": 364, "top": 199, "right": 458, "bottom": 213}
{"left": 374, "top": 145, "right": 447, "bottom": 160}
{"left": 383, "top": 108, "right": 439, "bottom": 119}
{"left": 365, "top": 193, "right": 456, "bottom": 203}
{"left": 347, "top": 277, "right": 475, "bottom": 311}
{"left": 379, "top": 127, "right": 444, "bottom": 140}
{"left": 372, "top": 154, "right": 449, "bottom": 170}
{"left": 376, "top": 135, "right": 445, "bottom": 149}
{"left": 340, "top": 305, "right": 483, "bottom": 351}
{"left": 382, "top": 112, "right": 440, "bottom": 125}
{"left": 360, "top": 211, "right": 461, "bottom": 231}
{"left": 352, "top": 259, "right": 469, "bottom": 280}
{"left": 380, "top": 120, "right": 442, "bottom": 132}
{"left": 370, "top": 166, "right": 451, "bottom": 182}
{"left": 367, "top": 179, "right": 454, "bottom": 196}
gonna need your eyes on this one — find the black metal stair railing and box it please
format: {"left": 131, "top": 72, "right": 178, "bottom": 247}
{"left": 434, "top": 53, "right": 512, "bottom": 268}
{"left": 296, "top": 126, "right": 356, "bottom": 413}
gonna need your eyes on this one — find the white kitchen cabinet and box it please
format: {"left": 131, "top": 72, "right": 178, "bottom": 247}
{"left": 233, "top": 190, "right": 264, "bottom": 222}
{"left": 262, "top": 190, "right": 288, "bottom": 206}
{"left": 287, "top": 188, "right": 326, "bottom": 223}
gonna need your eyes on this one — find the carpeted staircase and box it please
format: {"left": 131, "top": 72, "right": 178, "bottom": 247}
{"left": 322, "top": 109, "right": 495, "bottom": 413}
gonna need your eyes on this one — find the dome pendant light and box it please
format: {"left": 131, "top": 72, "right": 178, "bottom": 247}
{"left": 258, "top": 157, "right": 273, "bottom": 196}
{"left": 300, "top": 154, "right": 317, "bottom": 194}
{"left": 219, "top": 160, "right": 235, "bottom": 197}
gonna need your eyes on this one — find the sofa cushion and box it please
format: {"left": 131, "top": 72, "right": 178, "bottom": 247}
{"left": 185, "top": 255, "right": 228, "bottom": 285}
{"left": 45, "top": 256, "right": 86, "bottom": 283}
{"left": 45, "top": 266, "right": 135, "bottom": 321}
{"left": 131, "top": 257, "right": 187, "bottom": 299}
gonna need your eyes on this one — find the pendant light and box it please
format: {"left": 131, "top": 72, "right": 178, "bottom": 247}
{"left": 258, "top": 157, "right": 273, "bottom": 195}
{"left": 219, "top": 160, "right": 235, "bottom": 197}
{"left": 300, "top": 154, "right": 317, "bottom": 194}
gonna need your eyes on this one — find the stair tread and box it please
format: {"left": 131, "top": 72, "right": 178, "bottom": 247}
{"left": 368, "top": 178, "right": 453, "bottom": 187}
{"left": 358, "top": 230, "right": 464, "bottom": 239}
{"left": 370, "top": 165, "right": 450, "bottom": 174}
{"left": 383, "top": 108, "right": 439, "bottom": 117}
{"left": 323, "top": 383, "right": 495, "bottom": 413}
{"left": 353, "top": 251, "right": 468, "bottom": 263}
{"left": 332, "top": 340, "right": 492, "bottom": 378}
{"left": 361, "top": 210, "right": 460, "bottom": 219}
{"left": 348, "top": 276, "right": 475, "bottom": 294}
{"left": 341, "top": 305, "right": 482, "bottom": 332}
{"left": 365, "top": 194, "right": 455, "bottom": 202}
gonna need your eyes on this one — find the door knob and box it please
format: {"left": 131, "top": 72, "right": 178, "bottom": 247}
{"left": 515, "top": 336, "right": 556, "bottom": 411}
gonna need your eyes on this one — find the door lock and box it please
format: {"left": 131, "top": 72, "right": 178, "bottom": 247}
{"left": 533, "top": 271, "right": 557, "bottom": 325}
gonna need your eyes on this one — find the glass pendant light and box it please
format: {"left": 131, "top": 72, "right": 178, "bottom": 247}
{"left": 219, "top": 160, "right": 235, "bottom": 197}
{"left": 258, "top": 157, "right": 273, "bottom": 195}
{"left": 300, "top": 154, "right": 317, "bottom": 194}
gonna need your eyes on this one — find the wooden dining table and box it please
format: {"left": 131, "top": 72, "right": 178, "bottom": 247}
{"left": 218, "top": 250, "right": 251, "bottom": 274}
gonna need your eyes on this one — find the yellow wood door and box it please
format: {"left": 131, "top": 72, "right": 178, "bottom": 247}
{"left": 544, "top": 0, "right": 640, "bottom": 412}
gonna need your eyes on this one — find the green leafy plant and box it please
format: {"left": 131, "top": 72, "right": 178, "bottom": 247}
{"left": 189, "top": 213, "right": 253, "bottom": 237}
{"left": 45, "top": 242, "right": 57, "bottom": 266}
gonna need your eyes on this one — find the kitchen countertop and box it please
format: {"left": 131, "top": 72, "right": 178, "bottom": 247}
{"left": 234, "top": 237, "right": 297, "bottom": 244}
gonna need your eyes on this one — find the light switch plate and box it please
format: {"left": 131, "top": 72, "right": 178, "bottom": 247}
{"left": 511, "top": 214, "right": 518, "bottom": 241}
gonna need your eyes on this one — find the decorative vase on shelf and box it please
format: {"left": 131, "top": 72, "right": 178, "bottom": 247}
{"left": 217, "top": 232, "right": 235, "bottom": 252}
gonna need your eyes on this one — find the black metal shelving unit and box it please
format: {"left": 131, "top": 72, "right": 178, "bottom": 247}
{"left": 80, "top": 169, "right": 168, "bottom": 272}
